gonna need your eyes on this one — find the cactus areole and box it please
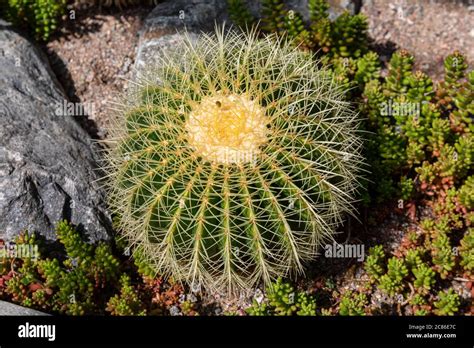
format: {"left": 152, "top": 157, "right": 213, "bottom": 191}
{"left": 105, "top": 27, "right": 364, "bottom": 294}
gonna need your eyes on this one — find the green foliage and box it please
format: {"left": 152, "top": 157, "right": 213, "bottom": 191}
{"left": 379, "top": 257, "right": 408, "bottom": 296}
{"left": 433, "top": 289, "right": 460, "bottom": 315}
{"left": 106, "top": 274, "right": 146, "bottom": 315}
{"left": 354, "top": 51, "right": 381, "bottom": 86}
{"left": 260, "top": 0, "right": 286, "bottom": 33}
{"left": 1, "top": 221, "right": 121, "bottom": 314}
{"left": 246, "top": 300, "right": 270, "bottom": 316}
{"left": 228, "top": 0, "right": 369, "bottom": 59}
{"left": 308, "top": 0, "right": 329, "bottom": 22}
{"left": 399, "top": 176, "right": 415, "bottom": 201}
{"left": 431, "top": 230, "right": 455, "bottom": 279}
{"left": 246, "top": 278, "right": 316, "bottom": 316}
{"left": 459, "top": 228, "right": 474, "bottom": 276}
{"left": 283, "top": 10, "right": 310, "bottom": 47}
{"left": 330, "top": 12, "right": 368, "bottom": 58}
{"left": 404, "top": 247, "right": 424, "bottom": 270}
{"left": 365, "top": 245, "right": 385, "bottom": 280}
{"left": 360, "top": 48, "right": 473, "bottom": 209}
{"left": 339, "top": 292, "right": 367, "bottom": 316}
{"left": 3, "top": 0, "right": 66, "bottom": 41}
{"left": 226, "top": 0, "right": 255, "bottom": 28}
{"left": 459, "top": 175, "right": 474, "bottom": 210}
{"left": 385, "top": 50, "right": 414, "bottom": 95}
{"left": 411, "top": 264, "right": 435, "bottom": 294}
{"left": 442, "top": 51, "right": 468, "bottom": 91}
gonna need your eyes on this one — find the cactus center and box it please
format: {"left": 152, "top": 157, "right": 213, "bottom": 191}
{"left": 185, "top": 93, "right": 269, "bottom": 164}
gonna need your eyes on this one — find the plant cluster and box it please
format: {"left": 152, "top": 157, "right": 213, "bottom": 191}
{"left": 1, "top": 0, "right": 67, "bottom": 41}
{"left": 246, "top": 278, "right": 317, "bottom": 316}
{"left": 341, "top": 229, "right": 471, "bottom": 316}
{"left": 228, "top": 0, "right": 368, "bottom": 58}
{"left": 0, "top": 221, "right": 196, "bottom": 316}
{"left": 362, "top": 51, "right": 473, "bottom": 208}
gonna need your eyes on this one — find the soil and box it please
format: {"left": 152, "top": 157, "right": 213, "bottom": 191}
{"left": 45, "top": 3, "right": 154, "bottom": 139}
{"left": 362, "top": 0, "right": 474, "bottom": 80}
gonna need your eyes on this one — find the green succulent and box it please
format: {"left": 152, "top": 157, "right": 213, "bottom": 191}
{"left": 404, "top": 248, "right": 425, "bottom": 270}
{"left": 459, "top": 228, "right": 474, "bottom": 276}
{"left": 354, "top": 51, "right": 381, "bottom": 86}
{"left": 2, "top": 221, "right": 122, "bottom": 315}
{"left": 339, "top": 292, "right": 367, "bottom": 316}
{"left": 330, "top": 12, "right": 368, "bottom": 58}
{"left": 385, "top": 50, "right": 414, "bottom": 96}
{"left": 431, "top": 231, "right": 455, "bottom": 279}
{"left": 365, "top": 245, "right": 385, "bottom": 280}
{"left": 412, "top": 264, "right": 435, "bottom": 294}
{"left": 226, "top": 0, "right": 255, "bottom": 29}
{"left": 308, "top": 0, "right": 329, "bottom": 22}
{"left": 106, "top": 274, "right": 146, "bottom": 316}
{"left": 433, "top": 289, "right": 460, "bottom": 315}
{"left": 246, "top": 278, "right": 316, "bottom": 316}
{"left": 283, "top": 10, "right": 310, "bottom": 48}
{"left": 379, "top": 257, "right": 408, "bottom": 296}
{"left": 260, "top": 0, "right": 287, "bottom": 34}
{"left": 3, "top": 0, "right": 66, "bottom": 41}
{"left": 105, "top": 28, "right": 364, "bottom": 294}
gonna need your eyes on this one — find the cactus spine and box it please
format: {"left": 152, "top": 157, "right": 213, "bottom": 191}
{"left": 104, "top": 28, "right": 364, "bottom": 294}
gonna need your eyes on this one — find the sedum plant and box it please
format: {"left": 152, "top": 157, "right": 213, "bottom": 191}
{"left": 3, "top": 0, "right": 67, "bottom": 41}
{"left": 339, "top": 292, "right": 367, "bottom": 316}
{"left": 246, "top": 278, "right": 316, "bottom": 316}
{"left": 104, "top": 28, "right": 364, "bottom": 294}
{"left": 433, "top": 289, "right": 460, "bottom": 316}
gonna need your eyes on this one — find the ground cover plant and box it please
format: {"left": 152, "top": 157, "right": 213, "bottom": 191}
{"left": 0, "top": 0, "right": 472, "bottom": 316}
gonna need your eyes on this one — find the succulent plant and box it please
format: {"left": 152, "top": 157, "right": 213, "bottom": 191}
{"left": 105, "top": 28, "right": 364, "bottom": 294}
{"left": 379, "top": 257, "right": 408, "bottom": 296}
{"left": 4, "top": 0, "right": 67, "bottom": 41}
{"left": 226, "top": 0, "right": 255, "bottom": 29}
{"left": 78, "top": 0, "right": 159, "bottom": 8}
{"left": 246, "top": 277, "right": 317, "bottom": 316}
{"left": 339, "top": 292, "right": 367, "bottom": 316}
{"left": 434, "top": 288, "right": 460, "bottom": 316}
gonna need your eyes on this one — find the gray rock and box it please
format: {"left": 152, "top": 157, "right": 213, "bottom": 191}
{"left": 240, "top": 0, "right": 359, "bottom": 22}
{"left": 0, "top": 21, "right": 111, "bottom": 243}
{"left": 136, "top": 0, "right": 360, "bottom": 72}
{"left": 0, "top": 300, "right": 49, "bottom": 316}
{"left": 136, "top": 0, "right": 225, "bottom": 74}
{"left": 142, "top": 0, "right": 228, "bottom": 35}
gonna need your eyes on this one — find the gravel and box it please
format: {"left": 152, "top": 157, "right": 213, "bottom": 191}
{"left": 45, "top": 5, "right": 153, "bottom": 139}
{"left": 361, "top": 0, "right": 474, "bottom": 80}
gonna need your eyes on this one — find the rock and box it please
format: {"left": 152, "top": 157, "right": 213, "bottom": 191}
{"left": 136, "top": 0, "right": 224, "bottom": 74}
{"left": 0, "top": 300, "right": 49, "bottom": 316}
{"left": 240, "top": 0, "right": 359, "bottom": 21}
{"left": 0, "top": 21, "right": 112, "bottom": 243}
{"left": 141, "top": 0, "right": 228, "bottom": 36}
{"left": 136, "top": 0, "right": 360, "bottom": 73}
